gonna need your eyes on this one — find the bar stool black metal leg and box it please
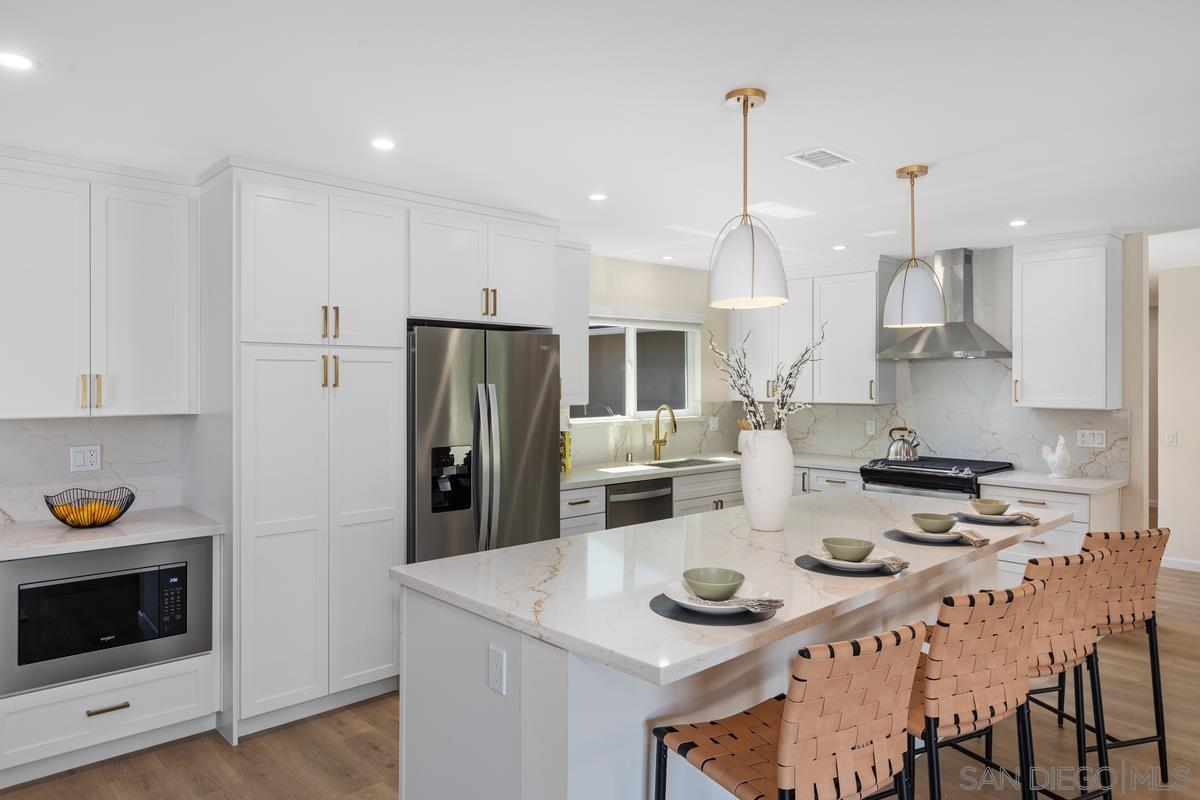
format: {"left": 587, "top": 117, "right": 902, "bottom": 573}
{"left": 1073, "top": 663, "right": 1088, "bottom": 785}
{"left": 905, "top": 733, "right": 917, "bottom": 799}
{"left": 1016, "top": 703, "right": 1037, "bottom": 800}
{"left": 1146, "top": 616, "right": 1169, "bottom": 781}
{"left": 984, "top": 724, "right": 993, "bottom": 762}
{"left": 1056, "top": 670, "right": 1067, "bottom": 728}
{"left": 653, "top": 737, "right": 668, "bottom": 800}
{"left": 923, "top": 719, "right": 942, "bottom": 800}
{"left": 893, "top": 772, "right": 909, "bottom": 800}
{"left": 1086, "top": 651, "right": 1113, "bottom": 800}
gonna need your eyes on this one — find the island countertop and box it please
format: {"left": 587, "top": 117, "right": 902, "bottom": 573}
{"left": 391, "top": 491, "right": 1070, "bottom": 685}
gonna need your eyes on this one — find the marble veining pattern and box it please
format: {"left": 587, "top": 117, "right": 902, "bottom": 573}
{"left": 0, "top": 507, "right": 225, "bottom": 561}
{"left": 391, "top": 490, "right": 1071, "bottom": 684}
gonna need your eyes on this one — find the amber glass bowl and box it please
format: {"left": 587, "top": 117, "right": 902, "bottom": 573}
{"left": 45, "top": 487, "right": 135, "bottom": 528}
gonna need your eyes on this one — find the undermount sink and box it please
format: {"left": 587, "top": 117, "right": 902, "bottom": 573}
{"left": 646, "top": 458, "right": 726, "bottom": 470}
{"left": 596, "top": 464, "right": 663, "bottom": 474}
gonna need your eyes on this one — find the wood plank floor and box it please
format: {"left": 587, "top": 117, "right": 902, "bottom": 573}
{"left": 4, "top": 568, "right": 1198, "bottom": 799}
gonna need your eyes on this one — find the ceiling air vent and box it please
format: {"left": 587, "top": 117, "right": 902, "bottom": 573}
{"left": 785, "top": 148, "right": 858, "bottom": 171}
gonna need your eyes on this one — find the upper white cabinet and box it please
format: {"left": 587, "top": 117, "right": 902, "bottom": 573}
{"left": 776, "top": 277, "right": 815, "bottom": 404}
{"left": 0, "top": 170, "right": 194, "bottom": 420}
{"left": 1012, "top": 236, "right": 1123, "bottom": 410}
{"left": 555, "top": 242, "right": 590, "bottom": 405}
{"left": 0, "top": 170, "right": 90, "bottom": 419}
{"left": 91, "top": 184, "right": 193, "bottom": 416}
{"left": 240, "top": 182, "right": 406, "bottom": 348}
{"left": 814, "top": 271, "right": 892, "bottom": 405}
{"left": 729, "top": 305, "right": 779, "bottom": 402}
{"left": 409, "top": 208, "right": 556, "bottom": 327}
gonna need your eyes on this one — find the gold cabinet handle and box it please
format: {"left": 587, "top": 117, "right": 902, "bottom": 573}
{"left": 566, "top": 499, "right": 591, "bottom": 506}
{"left": 1012, "top": 379, "right": 1019, "bottom": 403}
{"left": 332, "top": 355, "right": 340, "bottom": 388}
{"left": 321, "top": 355, "right": 329, "bottom": 387}
{"left": 321, "top": 305, "right": 330, "bottom": 338}
{"left": 718, "top": 499, "right": 725, "bottom": 509}
{"left": 801, "top": 471, "right": 808, "bottom": 492}
{"left": 491, "top": 288, "right": 498, "bottom": 317}
{"left": 85, "top": 701, "right": 129, "bottom": 718}
{"left": 868, "top": 379, "right": 875, "bottom": 401}
{"left": 1018, "top": 498, "right": 1047, "bottom": 506}
{"left": 1028, "top": 539, "right": 1047, "bottom": 545}
{"left": 81, "top": 374, "right": 89, "bottom": 409}
{"left": 94, "top": 374, "right": 102, "bottom": 408}
{"left": 712, "top": 500, "right": 719, "bottom": 511}
{"left": 332, "top": 306, "right": 340, "bottom": 338}
{"left": 482, "top": 287, "right": 490, "bottom": 316}
{"left": 826, "top": 478, "right": 847, "bottom": 485}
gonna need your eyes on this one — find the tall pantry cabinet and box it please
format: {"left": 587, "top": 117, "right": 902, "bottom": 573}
{"left": 197, "top": 167, "right": 406, "bottom": 732}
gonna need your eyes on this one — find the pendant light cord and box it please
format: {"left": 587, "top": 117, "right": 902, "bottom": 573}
{"left": 742, "top": 97, "right": 750, "bottom": 221}
{"left": 909, "top": 173, "right": 917, "bottom": 262}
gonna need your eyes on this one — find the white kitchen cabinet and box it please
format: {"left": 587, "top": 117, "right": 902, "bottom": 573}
{"left": 729, "top": 306, "right": 778, "bottom": 402}
{"left": 793, "top": 467, "right": 809, "bottom": 495}
{"left": 1012, "top": 236, "right": 1123, "bottom": 410}
{"left": 91, "top": 184, "right": 193, "bottom": 415}
{"left": 560, "top": 513, "right": 606, "bottom": 536}
{"left": 776, "top": 278, "right": 815, "bottom": 404}
{"left": 240, "top": 343, "right": 404, "bottom": 717}
{"left": 0, "top": 170, "right": 90, "bottom": 419}
{"left": 240, "top": 182, "right": 329, "bottom": 345}
{"left": 813, "top": 271, "right": 891, "bottom": 405}
{"left": 809, "top": 469, "right": 863, "bottom": 491}
{"left": 329, "top": 196, "right": 407, "bottom": 348}
{"left": 409, "top": 208, "right": 488, "bottom": 323}
{"left": 982, "top": 484, "right": 1120, "bottom": 571}
{"left": 488, "top": 221, "right": 556, "bottom": 326}
{"left": 240, "top": 345, "right": 330, "bottom": 718}
{"left": 673, "top": 492, "right": 743, "bottom": 517}
{"left": 329, "top": 348, "right": 404, "bottom": 693}
{"left": 555, "top": 242, "right": 590, "bottom": 405}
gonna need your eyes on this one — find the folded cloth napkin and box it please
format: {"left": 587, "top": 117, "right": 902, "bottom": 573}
{"left": 684, "top": 595, "right": 785, "bottom": 613}
{"left": 1013, "top": 511, "right": 1041, "bottom": 525}
{"left": 872, "top": 553, "right": 910, "bottom": 572}
{"left": 955, "top": 527, "right": 990, "bottom": 547}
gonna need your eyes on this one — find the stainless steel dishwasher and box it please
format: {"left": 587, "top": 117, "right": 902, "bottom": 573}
{"left": 606, "top": 478, "right": 673, "bottom": 528}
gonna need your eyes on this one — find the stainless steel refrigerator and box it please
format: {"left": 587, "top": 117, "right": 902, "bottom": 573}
{"left": 408, "top": 325, "right": 561, "bottom": 563}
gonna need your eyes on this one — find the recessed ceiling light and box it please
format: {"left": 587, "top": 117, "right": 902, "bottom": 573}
{"left": 371, "top": 137, "right": 396, "bottom": 151}
{"left": 1009, "top": 219, "right": 1028, "bottom": 227}
{"left": 588, "top": 193, "right": 607, "bottom": 201}
{"left": 0, "top": 53, "right": 35, "bottom": 71}
{"left": 832, "top": 245, "right": 847, "bottom": 251}
{"left": 864, "top": 229, "right": 899, "bottom": 238}
{"left": 747, "top": 201, "right": 817, "bottom": 220}
{"left": 660, "top": 256, "right": 673, "bottom": 261}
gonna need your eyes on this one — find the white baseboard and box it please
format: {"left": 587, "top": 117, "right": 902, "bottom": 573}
{"left": 1163, "top": 556, "right": 1200, "bottom": 572}
{"left": 0, "top": 714, "right": 216, "bottom": 790}
{"left": 236, "top": 676, "right": 397, "bottom": 738}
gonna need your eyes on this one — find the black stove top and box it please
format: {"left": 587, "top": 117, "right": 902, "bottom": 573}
{"left": 860, "top": 456, "right": 1013, "bottom": 495}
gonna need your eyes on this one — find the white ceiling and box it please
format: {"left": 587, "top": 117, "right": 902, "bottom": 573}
{"left": 1149, "top": 228, "right": 1200, "bottom": 271}
{"left": 4, "top": 1, "right": 1200, "bottom": 269}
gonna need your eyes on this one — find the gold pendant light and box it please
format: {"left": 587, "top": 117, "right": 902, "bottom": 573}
{"left": 882, "top": 164, "right": 946, "bottom": 328}
{"left": 708, "top": 88, "right": 788, "bottom": 309}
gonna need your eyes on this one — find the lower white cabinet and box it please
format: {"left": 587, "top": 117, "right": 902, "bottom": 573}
{"left": 672, "top": 470, "right": 743, "bottom": 518}
{"left": 0, "top": 654, "right": 213, "bottom": 770}
{"left": 673, "top": 492, "right": 743, "bottom": 517}
{"left": 560, "top": 486, "right": 606, "bottom": 536}
{"left": 561, "top": 513, "right": 606, "bottom": 536}
{"left": 809, "top": 469, "right": 864, "bottom": 492}
{"left": 983, "top": 485, "right": 1119, "bottom": 572}
{"left": 240, "top": 345, "right": 403, "bottom": 718}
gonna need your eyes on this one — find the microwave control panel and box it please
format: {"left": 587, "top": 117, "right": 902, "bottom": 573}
{"left": 159, "top": 564, "right": 188, "bottom": 637}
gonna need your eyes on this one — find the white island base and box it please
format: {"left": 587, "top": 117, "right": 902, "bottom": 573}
{"left": 393, "top": 492, "right": 1070, "bottom": 800}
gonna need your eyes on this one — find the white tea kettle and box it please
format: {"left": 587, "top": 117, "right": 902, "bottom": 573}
{"left": 886, "top": 427, "right": 921, "bottom": 462}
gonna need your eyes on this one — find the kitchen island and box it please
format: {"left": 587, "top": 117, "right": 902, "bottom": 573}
{"left": 389, "top": 490, "right": 1070, "bottom": 800}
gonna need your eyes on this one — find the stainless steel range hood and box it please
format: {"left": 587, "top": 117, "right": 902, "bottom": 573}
{"left": 878, "top": 248, "right": 1012, "bottom": 360}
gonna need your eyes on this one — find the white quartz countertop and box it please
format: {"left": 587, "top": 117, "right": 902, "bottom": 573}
{"left": 977, "top": 470, "right": 1129, "bottom": 495}
{"left": 391, "top": 491, "right": 1069, "bottom": 685}
{"left": 0, "top": 507, "right": 226, "bottom": 562}
{"left": 793, "top": 453, "right": 868, "bottom": 472}
{"left": 561, "top": 452, "right": 741, "bottom": 490}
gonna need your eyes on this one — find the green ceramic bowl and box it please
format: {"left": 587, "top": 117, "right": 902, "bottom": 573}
{"left": 682, "top": 567, "right": 745, "bottom": 601}
{"left": 969, "top": 498, "right": 1011, "bottom": 516}
{"left": 912, "top": 513, "right": 957, "bottom": 533}
{"left": 821, "top": 537, "right": 876, "bottom": 563}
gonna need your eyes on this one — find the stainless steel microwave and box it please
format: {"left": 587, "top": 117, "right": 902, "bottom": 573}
{"left": 0, "top": 538, "right": 212, "bottom": 697}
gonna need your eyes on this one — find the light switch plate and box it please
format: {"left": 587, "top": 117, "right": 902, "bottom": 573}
{"left": 1165, "top": 432, "right": 1178, "bottom": 447}
{"left": 70, "top": 445, "right": 101, "bottom": 472}
{"left": 488, "top": 645, "right": 507, "bottom": 695}
{"left": 1076, "top": 430, "right": 1107, "bottom": 448}
{"left": 866, "top": 420, "right": 877, "bottom": 436}
{"left": 708, "top": 416, "right": 720, "bottom": 432}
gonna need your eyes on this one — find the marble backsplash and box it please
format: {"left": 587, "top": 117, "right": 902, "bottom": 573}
{"left": 565, "top": 402, "right": 743, "bottom": 466}
{"left": 0, "top": 417, "right": 190, "bottom": 523}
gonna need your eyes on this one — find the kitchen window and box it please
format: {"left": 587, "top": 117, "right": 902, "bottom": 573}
{"left": 569, "top": 318, "right": 701, "bottom": 421}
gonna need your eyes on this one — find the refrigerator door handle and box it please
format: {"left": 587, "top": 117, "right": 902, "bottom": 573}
{"left": 475, "top": 383, "right": 492, "bottom": 553}
{"left": 486, "top": 383, "right": 502, "bottom": 550}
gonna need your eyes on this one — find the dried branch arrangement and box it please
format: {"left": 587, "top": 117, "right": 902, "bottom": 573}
{"left": 707, "top": 325, "right": 825, "bottom": 431}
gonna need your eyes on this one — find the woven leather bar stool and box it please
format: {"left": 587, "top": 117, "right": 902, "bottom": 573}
{"left": 903, "top": 581, "right": 1043, "bottom": 800}
{"left": 1074, "top": 529, "right": 1171, "bottom": 780}
{"left": 1021, "top": 550, "right": 1114, "bottom": 800}
{"left": 652, "top": 621, "right": 926, "bottom": 800}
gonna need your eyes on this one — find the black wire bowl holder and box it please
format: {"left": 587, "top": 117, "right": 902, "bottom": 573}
{"left": 44, "top": 487, "right": 136, "bottom": 529}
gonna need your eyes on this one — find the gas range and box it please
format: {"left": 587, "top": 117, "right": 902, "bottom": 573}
{"left": 859, "top": 456, "right": 1014, "bottom": 499}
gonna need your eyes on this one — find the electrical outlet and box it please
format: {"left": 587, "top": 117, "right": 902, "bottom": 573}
{"left": 1076, "top": 430, "right": 1107, "bottom": 448}
{"left": 1165, "top": 432, "right": 1178, "bottom": 447}
{"left": 708, "top": 416, "right": 720, "bottom": 432}
{"left": 866, "top": 420, "right": 877, "bottom": 437}
{"left": 488, "top": 645, "right": 507, "bottom": 695}
{"left": 69, "top": 445, "right": 101, "bottom": 472}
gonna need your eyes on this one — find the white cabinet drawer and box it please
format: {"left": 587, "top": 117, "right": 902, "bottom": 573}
{"left": 560, "top": 513, "right": 606, "bottom": 537}
{"left": 0, "top": 654, "right": 213, "bottom": 769}
{"left": 810, "top": 469, "right": 863, "bottom": 492}
{"left": 672, "top": 470, "right": 741, "bottom": 501}
{"left": 998, "top": 521, "right": 1087, "bottom": 566}
{"left": 559, "top": 486, "right": 606, "bottom": 519}
{"left": 673, "top": 492, "right": 743, "bottom": 519}
{"left": 980, "top": 487, "right": 1089, "bottom": 524}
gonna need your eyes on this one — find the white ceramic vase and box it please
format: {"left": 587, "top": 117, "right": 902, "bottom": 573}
{"left": 738, "top": 429, "right": 794, "bottom": 531}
